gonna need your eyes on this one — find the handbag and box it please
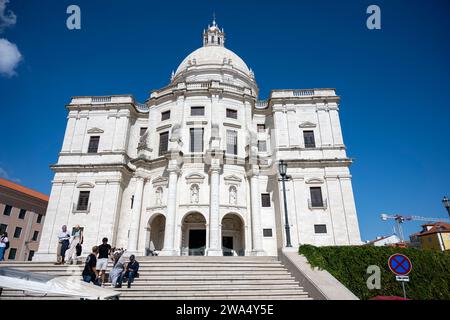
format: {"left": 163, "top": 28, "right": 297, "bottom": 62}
{"left": 76, "top": 243, "right": 82, "bottom": 256}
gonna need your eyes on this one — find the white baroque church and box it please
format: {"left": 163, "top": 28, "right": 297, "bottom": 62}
{"left": 35, "top": 20, "right": 361, "bottom": 261}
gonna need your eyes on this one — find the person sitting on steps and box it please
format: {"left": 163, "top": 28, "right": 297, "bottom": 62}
{"left": 120, "top": 255, "right": 139, "bottom": 288}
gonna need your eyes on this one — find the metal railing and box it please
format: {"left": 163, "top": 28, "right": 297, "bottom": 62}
{"left": 72, "top": 202, "right": 91, "bottom": 214}
{"left": 308, "top": 198, "right": 328, "bottom": 209}
{"left": 91, "top": 97, "right": 111, "bottom": 103}
{"left": 256, "top": 100, "right": 268, "bottom": 108}
{"left": 135, "top": 103, "right": 149, "bottom": 112}
{"left": 293, "top": 89, "right": 315, "bottom": 97}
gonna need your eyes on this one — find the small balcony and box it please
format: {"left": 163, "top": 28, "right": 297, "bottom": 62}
{"left": 308, "top": 198, "right": 328, "bottom": 210}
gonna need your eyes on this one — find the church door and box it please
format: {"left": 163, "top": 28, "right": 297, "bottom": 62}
{"left": 222, "top": 236, "right": 233, "bottom": 256}
{"left": 188, "top": 230, "right": 206, "bottom": 256}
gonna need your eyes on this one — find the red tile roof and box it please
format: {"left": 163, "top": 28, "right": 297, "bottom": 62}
{"left": 0, "top": 178, "right": 49, "bottom": 202}
{"left": 416, "top": 222, "right": 450, "bottom": 237}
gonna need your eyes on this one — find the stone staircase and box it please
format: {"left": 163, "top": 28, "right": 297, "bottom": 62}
{"left": 0, "top": 256, "right": 312, "bottom": 300}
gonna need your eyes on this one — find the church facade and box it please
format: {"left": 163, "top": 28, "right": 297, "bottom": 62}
{"left": 35, "top": 20, "right": 361, "bottom": 261}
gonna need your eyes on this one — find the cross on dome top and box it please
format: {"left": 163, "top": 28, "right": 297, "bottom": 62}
{"left": 203, "top": 16, "right": 225, "bottom": 47}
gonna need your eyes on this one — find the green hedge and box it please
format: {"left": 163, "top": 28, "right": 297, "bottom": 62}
{"left": 298, "top": 245, "right": 450, "bottom": 300}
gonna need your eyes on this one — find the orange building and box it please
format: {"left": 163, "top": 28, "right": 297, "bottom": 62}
{"left": 0, "top": 178, "right": 48, "bottom": 261}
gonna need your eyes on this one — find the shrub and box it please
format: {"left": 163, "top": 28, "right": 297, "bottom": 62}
{"left": 298, "top": 245, "right": 450, "bottom": 300}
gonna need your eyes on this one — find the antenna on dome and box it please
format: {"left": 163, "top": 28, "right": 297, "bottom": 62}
{"left": 212, "top": 12, "right": 216, "bottom": 26}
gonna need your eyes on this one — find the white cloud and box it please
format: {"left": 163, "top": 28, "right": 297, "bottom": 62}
{"left": 0, "top": 2, "right": 21, "bottom": 77}
{"left": 0, "top": 167, "right": 9, "bottom": 179}
{"left": 0, "top": 37, "right": 21, "bottom": 76}
{"left": 0, "top": 0, "right": 16, "bottom": 33}
{"left": 0, "top": 167, "right": 21, "bottom": 183}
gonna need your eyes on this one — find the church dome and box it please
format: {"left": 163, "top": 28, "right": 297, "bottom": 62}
{"left": 172, "top": 19, "right": 254, "bottom": 82}
{"left": 174, "top": 46, "right": 251, "bottom": 78}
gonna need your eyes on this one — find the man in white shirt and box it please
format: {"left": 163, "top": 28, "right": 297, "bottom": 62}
{"left": 56, "top": 225, "right": 71, "bottom": 265}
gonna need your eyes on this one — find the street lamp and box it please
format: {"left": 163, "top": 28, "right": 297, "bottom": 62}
{"left": 443, "top": 196, "right": 450, "bottom": 217}
{"left": 278, "top": 160, "right": 292, "bottom": 247}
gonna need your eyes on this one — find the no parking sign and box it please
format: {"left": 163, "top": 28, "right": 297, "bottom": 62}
{"left": 388, "top": 253, "right": 412, "bottom": 298}
{"left": 388, "top": 253, "right": 412, "bottom": 276}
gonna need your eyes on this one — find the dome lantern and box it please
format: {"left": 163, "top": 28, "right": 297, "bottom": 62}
{"left": 203, "top": 17, "right": 225, "bottom": 47}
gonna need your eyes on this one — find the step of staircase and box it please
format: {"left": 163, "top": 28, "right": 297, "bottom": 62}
{"left": 0, "top": 256, "right": 312, "bottom": 300}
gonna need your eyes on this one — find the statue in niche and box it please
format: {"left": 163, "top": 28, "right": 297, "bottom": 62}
{"left": 138, "top": 130, "right": 148, "bottom": 150}
{"left": 155, "top": 187, "right": 163, "bottom": 206}
{"left": 190, "top": 184, "right": 199, "bottom": 204}
{"left": 229, "top": 186, "right": 237, "bottom": 205}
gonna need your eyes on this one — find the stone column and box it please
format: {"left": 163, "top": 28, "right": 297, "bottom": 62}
{"left": 250, "top": 167, "right": 264, "bottom": 255}
{"left": 113, "top": 110, "right": 130, "bottom": 152}
{"left": 273, "top": 105, "right": 288, "bottom": 148}
{"left": 207, "top": 159, "right": 222, "bottom": 256}
{"left": 61, "top": 112, "right": 77, "bottom": 152}
{"left": 128, "top": 175, "right": 145, "bottom": 253}
{"left": 329, "top": 104, "right": 344, "bottom": 146}
{"left": 287, "top": 106, "right": 299, "bottom": 147}
{"left": 317, "top": 104, "right": 333, "bottom": 147}
{"left": 160, "top": 163, "right": 180, "bottom": 256}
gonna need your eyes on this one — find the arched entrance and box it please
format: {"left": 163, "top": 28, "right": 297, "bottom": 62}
{"left": 221, "top": 213, "right": 245, "bottom": 256}
{"left": 181, "top": 212, "right": 206, "bottom": 256}
{"left": 146, "top": 214, "right": 165, "bottom": 256}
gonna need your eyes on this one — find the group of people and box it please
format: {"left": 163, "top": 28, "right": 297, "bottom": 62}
{"left": 56, "top": 224, "right": 83, "bottom": 265}
{"left": 55, "top": 225, "right": 139, "bottom": 289}
{"left": 81, "top": 238, "right": 139, "bottom": 288}
{"left": 0, "top": 231, "right": 10, "bottom": 261}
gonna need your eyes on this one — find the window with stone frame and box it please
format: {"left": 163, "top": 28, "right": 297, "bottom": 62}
{"left": 0, "top": 224, "right": 7, "bottom": 233}
{"left": 14, "top": 227, "right": 22, "bottom": 238}
{"left": 258, "top": 140, "right": 267, "bottom": 152}
{"left": 159, "top": 131, "right": 169, "bottom": 156}
{"left": 161, "top": 110, "right": 171, "bottom": 121}
{"left": 226, "top": 130, "right": 238, "bottom": 155}
{"left": 36, "top": 214, "right": 43, "bottom": 224}
{"left": 32, "top": 230, "right": 39, "bottom": 241}
{"left": 261, "top": 193, "right": 271, "bottom": 207}
{"left": 8, "top": 248, "right": 17, "bottom": 260}
{"left": 76, "top": 191, "right": 90, "bottom": 211}
{"left": 310, "top": 187, "right": 324, "bottom": 207}
{"left": 303, "top": 130, "right": 316, "bottom": 148}
{"left": 257, "top": 124, "right": 266, "bottom": 132}
{"left": 18, "top": 209, "right": 26, "bottom": 219}
{"left": 3, "top": 205, "right": 12, "bottom": 216}
{"left": 190, "top": 128, "right": 204, "bottom": 152}
{"left": 191, "top": 106, "right": 205, "bottom": 116}
{"left": 87, "top": 136, "right": 100, "bottom": 153}
{"left": 314, "top": 224, "right": 327, "bottom": 234}
{"left": 28, "top": 250, "right": 35, "bottom": 261}
{"left": 140, "top": 127, "right": 148, "bottom": 136}
{"left": 226, "top": 109, "right": 238, "bottom": 119}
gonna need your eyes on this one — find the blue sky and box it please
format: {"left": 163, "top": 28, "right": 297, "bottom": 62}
{"left": 0, "top": 0, "right": 449, "bottom": 241}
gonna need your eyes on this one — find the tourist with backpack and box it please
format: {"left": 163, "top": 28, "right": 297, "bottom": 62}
{"left": 0, "top": 231, "right": 9, "bottom": 261}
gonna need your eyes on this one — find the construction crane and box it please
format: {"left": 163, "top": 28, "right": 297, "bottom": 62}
{"left": 380, "top": 213, "right": 450, "bottom": 242}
